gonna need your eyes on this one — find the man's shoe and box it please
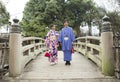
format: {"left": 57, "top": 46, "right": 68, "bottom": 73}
{"left": 68, "top": 62, "right": 71, "bottom": 65}
{"left": 68, "top": 61, "right": 71, "bottom": 65}
{"left": 65, "top": 61, "right": 68, "bottom": 65}
{"left": 65, "top": 62, "right": 67, "bottom": 65}
{"left": 65, "top": 61, "right": 67, "bottom": 65}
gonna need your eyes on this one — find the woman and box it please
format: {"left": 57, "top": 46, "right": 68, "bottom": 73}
{"left": 58, "top": 20, "right": 75, "bottom": 65}
{"left": 45, "top": 24, "right": 59, "bottom": 65}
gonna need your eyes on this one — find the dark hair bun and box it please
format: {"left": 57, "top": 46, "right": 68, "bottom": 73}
{"left": 49, "top": 24, "right": 54, "bottom": 29}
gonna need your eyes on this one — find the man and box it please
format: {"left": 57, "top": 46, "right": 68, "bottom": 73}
{"left": 58, "top": 20, "right": 75, "bottom": 65}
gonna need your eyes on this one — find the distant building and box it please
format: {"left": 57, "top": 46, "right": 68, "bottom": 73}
{"left": 80, "top": 23, "right": 99, "bottom": 36}
{"left": 0, "top": 25, "right": 11, "bottom": 38}
{"left": 0, "top": 25, "right": 9, "bottom": 33}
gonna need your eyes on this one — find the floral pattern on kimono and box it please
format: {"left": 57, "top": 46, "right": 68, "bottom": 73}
{"left": 45, "top": 30, "right": 59, "bottom": 63}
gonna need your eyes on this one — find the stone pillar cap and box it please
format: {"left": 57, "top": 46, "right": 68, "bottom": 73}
{"left": 102, "top": 15, "right": 110, "bottom": 22}
{"left": 102, "top": 15, "right": 112, "bottom": 32}
{"left": 13, "top": 18, "right": 19, "bottom": 23}
{"left": 10, "top": 18, "right": 21, "bottom": 33}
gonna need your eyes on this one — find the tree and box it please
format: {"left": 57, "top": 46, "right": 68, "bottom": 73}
{"left": 107, "top": 12, "right": 120, "bottom": 36}
{"left": 21, "top": 0, "right": 97, "bottom": 37}
{"left": 94, "top": 7, "right": 120, "bottom": 36}
{"left": 67, "top": 0, "right": 85, "bottom": 35}
{"left": 20, "top": 0, "right": 49, "bottom": 37}
{"left": 43, "top": 0, "right": 70, "bottom": 30}
{"left": 82, "top": 0, "right": 99, "bottom": 36}
{"left": 43, "top": 0, "right": 63, "bottom": 29}
{"left": 21, "top": 0, "right": 69, "bottom": 37}
{"left": 0, "top": 1, "right": 9, "bottom": 26}
{"left": 93, "top": 7, "right": 107, "bottom": 36}
{"left": 57, "top": 0, "right": 97, "bottom": 36}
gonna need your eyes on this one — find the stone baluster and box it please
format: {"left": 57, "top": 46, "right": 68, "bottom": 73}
{"left": 101, "top": 15, "right": 115, "bottom": 76}
{"left": 9, "top": 18, "right": 22, "bottom": 77}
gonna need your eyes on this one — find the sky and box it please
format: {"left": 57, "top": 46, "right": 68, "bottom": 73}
{"left": 1, "top": 0, "right": 119, "bottom": 23}
{"left": 94, "top": 0, "right": 120, "bottom": 12}
{"left": 1, "top": 0, "right": 29, "bottom": 22}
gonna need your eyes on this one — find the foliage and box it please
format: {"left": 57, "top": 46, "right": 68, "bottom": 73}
{"left": 0, "top": 1, "right": 10, "bottom": 26}
{"left": 21, "top": 0, "right": 98, "bottom": 37}
{"left": 94, "top": 7, "right": 107, "bottom": 35}
{"left": 93, "top": 6, "right": 120, "bottom": 37}
{"left": 20, "top": 0, "right": 48, "bottom": 37}
{"left": 107, "top": 12, "right": 120, "bottom": 36}
{"left": 95, "top": 7, "right": 120, "bottom": 36}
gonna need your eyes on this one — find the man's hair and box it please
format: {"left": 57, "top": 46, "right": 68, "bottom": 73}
{"left": 64, "top": 19, "right": 69, "bottom": 23}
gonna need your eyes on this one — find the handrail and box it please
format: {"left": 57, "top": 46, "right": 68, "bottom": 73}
{"left": 73, "top": 36, "right": 101, "bottom": 67}
{"left": 9, "top": 34, "right": 48, "bottom": 77}
{"left": 21, "top": 37, "right": 47, "bottom": 68}
{"left": 76, "top": 36, "right": 100, "bottom": 40}
{"left": 22, "top": 37, "right": 44, "bottom": 42}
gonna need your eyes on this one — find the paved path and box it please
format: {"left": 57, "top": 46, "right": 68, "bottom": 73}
{"left": 19, "top": 51, "right": 107, "bottom": 80}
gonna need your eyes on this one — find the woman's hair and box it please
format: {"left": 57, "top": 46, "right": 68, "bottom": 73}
{"left": 49, "top": 24, "right": 55, "bottom": 29}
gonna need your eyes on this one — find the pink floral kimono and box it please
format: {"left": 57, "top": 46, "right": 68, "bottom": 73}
{"left": 45, "top": 30, "right": 59, "bottom": 64}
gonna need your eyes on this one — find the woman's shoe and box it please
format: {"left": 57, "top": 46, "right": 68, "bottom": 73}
{"left": 55, "top": 61, "right": 58, "bottom": 64}
{"left": 50, "top": 62, "right": 55, "bottom": 65}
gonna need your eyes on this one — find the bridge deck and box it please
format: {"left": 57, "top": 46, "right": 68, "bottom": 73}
{"left": 18, "top": 51, "right": 109, "bottom": 80}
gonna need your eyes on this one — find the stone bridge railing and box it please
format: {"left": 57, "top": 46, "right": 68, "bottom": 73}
{"left": 22, "top": 37, "right": 46, "bottom": 69}
{"left": 8, "top": 19, "right": 47, "bottom": 77}
{"left": 73, "top": 15, "right": 120, "bottom": 78}
{"left": 74, "top": 35, "right": 120, "bottom": 78}
{"left": 3, "top": 16, "right": 119, "bottom": 78}
{"left": 73, "top": 36, "right": 101, "bottom": 67}
{"left": 9, "top": 35, "right": 47, "bottom": 77}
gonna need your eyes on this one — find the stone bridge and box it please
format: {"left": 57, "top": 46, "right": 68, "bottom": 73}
{"left": 0, "top": 16, "right": 119, "bottom": 82}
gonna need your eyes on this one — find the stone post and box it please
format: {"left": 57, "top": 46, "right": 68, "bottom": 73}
{"left": 85, "top": 38, "right": 90, "bottom": 58}
{"left": 101, "top": 15, "right": 115, "bottom": 76}
{"left": 9, "top": 18, "right": 22, "bottom": 77}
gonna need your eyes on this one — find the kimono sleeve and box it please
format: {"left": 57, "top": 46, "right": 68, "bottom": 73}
{"left": 45, "top": 32, "right": 50, "bottom": 47}
{"left": 55, "top": 31, "right": 59, "bottom": 39}
{"left": 58, "top": 31, "right": 62, "bottom": 43}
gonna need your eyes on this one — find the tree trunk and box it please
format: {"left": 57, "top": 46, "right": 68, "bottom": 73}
{"left": 88, "top": 22, "right": 92, "bottom": 36}
{"left": 98, "top": 21, "right": 102, "bottom": 36}
{"left": 74, "top": 23, "right": 81, "bottom": 37}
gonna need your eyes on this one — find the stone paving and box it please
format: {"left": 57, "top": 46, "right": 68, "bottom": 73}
{"left": 19, "top": 51, "right": 107, "bottom": 80}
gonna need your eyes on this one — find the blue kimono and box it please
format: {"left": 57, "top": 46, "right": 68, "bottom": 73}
{"left": 58, "top": 27, "right": 75, "bottom": 61}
